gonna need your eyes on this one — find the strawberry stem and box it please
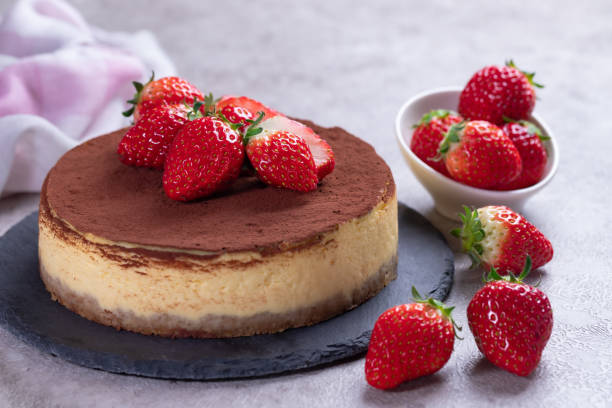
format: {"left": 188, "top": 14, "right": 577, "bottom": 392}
{"left": 437, "top": 121, "right": 465, "bottom": 157}
{"left": 412, "top": 109, "right": 455, "bottom": 129}
{"left": 412, "top": 286, "right": 462, "bottom": 339}
{"left": 505, "top": 59, "right": 544, "bottom": 89}
{"left": 484, "top": 255, "right": 533, "bottom": 284}
{"left": 122, "top": 71, "right": 155, "bottom": 117}
{"left": 242, "top": 112, "right": 265, "bottom": 145}
{"left": 451, "top": 206, "right": 485, "bottom": 267}
{"left": 185, "top": 98, "right": 205, "bottom": 121}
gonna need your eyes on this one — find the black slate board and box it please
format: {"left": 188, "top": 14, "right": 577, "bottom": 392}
{"left": 0, "top": 203, "right": 453, "bottom": 380}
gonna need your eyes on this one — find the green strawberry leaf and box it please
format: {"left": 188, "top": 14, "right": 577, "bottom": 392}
{"left": 412, "top": 109, "right": 455, "bottom": 128}
{"left": 412, "top": 286, "right": 462, "bottom": 339}
{"left": 451, "top": 205, "right": 485, "bottom": 268}
{"left": 437, "top": 121, "right": 465, "bottom": 156}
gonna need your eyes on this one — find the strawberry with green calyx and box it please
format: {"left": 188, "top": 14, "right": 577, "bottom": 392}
{"left": 245, "top": 127, "right": 318, "bottom": 193}
{"left": 117, "top": 104, "right": 189, "bottom": 169}
{"left": 410, "top": 109, "right": 463, "bottom": 176}
{"left": 257, "top": 116, "right": 335, "bottom": 181}
{"left": 458, "top": 60, "right": 543, "bottom": 125}
{"left": 451, "top": 205, "right": 553, "bottom": 274}
{"left": 438, "top": 120, "right": 522, "bottom": 189}
{"left": 467, "top": 256, "right": 553, "bottom": 376}
{"left": 365, "top": 287, "right": 460, "bottom": 390}
{"left": 161, "top": 98, "right": 261, "bottom": 202}
{"left": 496, "top": 117, "right": 549, "bottom": 190}
{"left": 123, "top": 73, "right": 204, "bottom": 122}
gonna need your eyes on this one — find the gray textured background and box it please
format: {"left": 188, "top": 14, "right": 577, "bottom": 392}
{"left": 1, "top": 0, "right": 612, "bottom": 407}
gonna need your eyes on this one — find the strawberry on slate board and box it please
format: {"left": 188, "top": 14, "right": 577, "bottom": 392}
{"left": 163, "top": 114, "right": 246, "bottom": 201}
{"left": 258, "top": 116, "right": 335, "bottom": 181}
{"left": 410, "top": 109, "right": 463, "bottom": 176}
{"left": 123, "top": 74, "right": 204, "bottom": 122}
{"left": 438, "top": 120, "right": 522, "bottom": 189}
{"left": 458, "top": 61, "right": 543, "bottom": 125}
{"left": 497, "top": 120, "right": 549, "bottom": 190}
{"left": 452, "top": 205, "right": 553, "bottom": 274}
{"left": 467, "top": 256, "right": 553, "bottom": 376}
{"left": 365, "top": 287, "right": 460, "bottom": 389}
{"left": 117, "top": 104, "right": 189, "bottom": 169}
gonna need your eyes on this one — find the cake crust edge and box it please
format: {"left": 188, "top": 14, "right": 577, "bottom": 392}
{"left": 40, "top": 254, "right": 398, "bottom": 338}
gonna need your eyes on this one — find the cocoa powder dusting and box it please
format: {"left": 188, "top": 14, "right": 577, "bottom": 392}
{"left": 44, "top": 120, "right": 395, "bottom": 253}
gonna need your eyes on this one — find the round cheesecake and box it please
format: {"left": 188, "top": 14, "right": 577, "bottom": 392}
{"left": 38, "top": 120, "right": 398, "bottom": 338}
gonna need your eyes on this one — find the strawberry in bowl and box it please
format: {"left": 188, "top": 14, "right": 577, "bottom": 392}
{"left": 396, "top": 90, "right": 557, "bottom": 218}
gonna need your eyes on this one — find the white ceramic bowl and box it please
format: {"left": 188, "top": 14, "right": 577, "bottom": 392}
{"left": 395, "top": 87, "right": 559, "bottom": 220}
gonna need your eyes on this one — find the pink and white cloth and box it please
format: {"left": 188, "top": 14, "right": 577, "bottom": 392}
{"left": 0, "top": 0, "right": 175, "bottom": 195}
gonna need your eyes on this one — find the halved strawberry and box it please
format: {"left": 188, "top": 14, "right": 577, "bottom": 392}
{"left": 245, "top": 128, "right": 318, "bottom": 192}
{"left": 259, "top": 116, "right": 335, "bottom": 181}
{"left": 216, "top": 95, "right": 282, "bottom": 121}
{"left": 117, "top": 104, "right": 189, "bottom": 169}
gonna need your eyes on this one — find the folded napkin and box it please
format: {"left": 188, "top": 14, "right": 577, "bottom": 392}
{"left": 0, "top": 0, "right": 176, "bottom": 195}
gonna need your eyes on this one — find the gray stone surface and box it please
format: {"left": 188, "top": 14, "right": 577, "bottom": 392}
{"left": 1, "top": 0, "right": 611, "bottom": 406}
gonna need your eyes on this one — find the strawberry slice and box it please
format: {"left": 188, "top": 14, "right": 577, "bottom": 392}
{"left": 216, "top": 95, "right": 281, "bottom": 121}
{"left": 259, "top": 116, "right": 335, "bottom": 181}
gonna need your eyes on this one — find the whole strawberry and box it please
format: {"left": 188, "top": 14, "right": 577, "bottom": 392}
{"left": 438, "top": 121, "right": 522, "bottom": 189}
{"left": 123, "top": 74, "right": 204, "bottom": 122}
{"left": 163, "top": 115, "right": 244, "bottom": 201}
{"left": 258, "top": 116, "right": 335, "bottom": 181}
{"left": 216, "top": 95, "right": 281, "bottom": 121}
{"left": 452, "top": 205, "right": 553, "bottom": 274}
{"left": 365, "top": 287, "right": 460, "bottom": 389}
{"left": 245, "top": 128, "right": 318, "bottom": 192}
{"left": 468, "top": 256, "right": 553, "bottom": 376}
{"left": 410, "top": 109, "right": 463, "bottom": 176}
{"left": 496, "top": 120, "right": 549, "bottom": 190}
{"left": 117, "top": 104, "right": 188, "bottom": 169}
{"left": 458, "top": 61, "right": 543, "bottom": 125}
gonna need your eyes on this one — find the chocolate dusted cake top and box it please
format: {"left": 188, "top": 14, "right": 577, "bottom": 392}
{"left": 44, "top": 120, "right": 395, "bottom": 254}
